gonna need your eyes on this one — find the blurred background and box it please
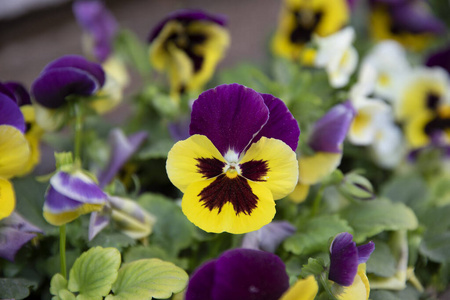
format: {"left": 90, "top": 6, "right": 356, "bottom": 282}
{"left": 0, "top": 0, "right": 280, "bottom": 88}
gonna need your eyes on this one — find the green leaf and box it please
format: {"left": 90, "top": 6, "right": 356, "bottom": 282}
{"left": 381, "top": 174, "right": 428, "bottom": 212}
{"left": 366, "top": 240, "right": 397, "bottom": 277}
{"left": 339, "top": 198, "right": 418, "bottom": 243}
{"left": 50, "top": 273, "right": 68, "bottom": 297}
{"left": 106, "top": 259, "right": 188, "bottom": 300}
{"left": 370, "top": 290, "right": 400, "bottom": 300}
{"left": 138, "top": 139, "right": 175, "bottom": 160}
{"left": 88, "top": 231, "right": 136, "bottom": 251}
{"left": 0, "top": 278, "right": 35, "bottom": 300}
{"left": 68, "top": 247, "right": 121, "bottom": 299}
{"left": 114, "top": 29, "right": 151, "bottom": 77}
{"left": 420, "top": 232, "right": 450, "bottom": 263}
{"left": 299, "top": 257, "right": 325, "bottom": 278}
{"left": 283, "top": 215, "right": 352, "bottom": 255}
{"left": 138, "top": 193, "right": 195, "bottom": 256}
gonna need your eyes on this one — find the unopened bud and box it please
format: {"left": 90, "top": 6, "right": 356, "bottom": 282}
{"left": 339, "top": 172, "right": 375, "bottom": 201}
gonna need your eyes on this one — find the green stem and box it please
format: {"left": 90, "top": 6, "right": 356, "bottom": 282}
{"left": 310, "top": 185, "right": 325, "bottom": 217}
{"left": 319, "top": 273, "right": 339, "bottom": 300}
{"left": 73, "top": 102, "right": 83, "bottom": 163}
{"left": 60, "top": 225, "right": 67, "bottom": 279}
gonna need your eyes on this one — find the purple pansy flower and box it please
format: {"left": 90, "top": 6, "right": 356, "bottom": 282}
{"left": 166, "top": 84, "right": 299, "bottom": 234}
{"left": 241, "top": 221, "right": 296, "bottom": 253}
{"left": 43, "top": 170, "right": 107, "bottom": 226}
{"left": 185, "top": 248, "right": 290, "bottom": 300}
{"left": 3, "top": 81, "right": 32, "bottom": 106}
{"left": 0, "top": 84, "right": 26, "bottom": 133}
{"left": 73, "top": 0, "right": 118, "bottom": 62}
{"left": 0, "top": 212, "right": 43, "bottom": 261}
{"left": 328, "top": 232, "right": 375, "bottom": 286}
{"left": 308, "top": 101, "right": 356, "bottom": 153}
{"left": 31, "top": 55, "right": 105, "bottom": 109}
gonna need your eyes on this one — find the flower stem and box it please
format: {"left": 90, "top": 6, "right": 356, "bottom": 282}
{"left": 310, "top": 185, "right": 324, "bottom": 217}
{"left": 60, "top": 224, "right": 67, "bottom": 279}
{"left": 73, "top": 102, "right": 83, "bottom": 163}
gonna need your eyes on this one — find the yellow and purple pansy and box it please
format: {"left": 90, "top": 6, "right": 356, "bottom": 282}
{"left": 148, "top": 9, "right": 230, "bottom": 96}
{"left": 31, "top": 55, "right": 105, "bottom": 131}
{"left": 43, "top": 170, "right": 107, "bottom": 226}
{"left": 369, "top": 0, "right": 445, "bottom": 51}
{"left": 166, "top": 84, "right": 300, "bottom": 234}
{"left": 272, "top": 0, "right": 350, "bottom": 63}
{"left": 0, "top": 87, "right": 31, "bottom": 220}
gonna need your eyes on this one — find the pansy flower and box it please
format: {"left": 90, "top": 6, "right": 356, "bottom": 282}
{"left": 73, "top": 0, "right": 129, "bottom": 114}
{"left": 148, "top": 10, "right": 230, "bottom": 96}
{"left": 0, "top": 90, "right": 31, "bottom": 220}
{"left": 272, "top": 0, "right": 350, "bottom": 63}
{"left": 369, "top": 0, "right": 445, "bottom": 51}
{"left": 31, "top": 55, "right": 105, "bottom": 131}
{"left": 2, "top": 81, "right": 44, "bottom": 176}
{"left": 166, "top": 84, "right": 299, "bottom": 234}
{"left": 43, "top": 170, "right": 107, "bottom": 226}
{"left": 291, "top": 101, "right": 354, "bottom": 203}
{"left": 185, "top": 248, "right": 290, "bottom": 300}
{"left": 241, "top": 221, "right": 296, "bottom": 253}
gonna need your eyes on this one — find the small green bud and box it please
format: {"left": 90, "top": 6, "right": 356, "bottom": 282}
{"left": 339, "top": 172, "right": 375, "bottom": 201}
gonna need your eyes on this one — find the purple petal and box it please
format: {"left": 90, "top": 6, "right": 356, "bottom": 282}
{"left": 212, "top": 248, "right": 289, "bottom": 300}
{"left": 329, "top": 232, "right": 359, "bottom": 286}
{"left": 148, "top": 9, "right": 227, "bottom": 42}
{"left": 390, "top": 1, "right": 445, "bottom": 34}
{"left": 169, "top": 116, "right": 191, "bottom": 142}
{"left": 252, "top": 94, "right": 300, "bottom": 152}
{"left": 31, "top": 68, "right": 100, "bottom": 109}
{"left": 88, "top": 211, "right": 110, "bottom": 241}
{"left": 0, "top": 92, "right": 26, "bottom": 133}
{"left": 73, "top": 1, "right": 118, "bottom": 62}
{"left": 426, "top": 44, "right": 450, "bottom": 75}
{"left": 2, "top": 212, "right": 43, "bottom": 234}
{"left": 98, "top": 129, "right": 148, "bottom": 188}
{"left": 44, "top": 186, "right": 86, "bottom": 213}
{"left": 185, "top": 260, "right": 217, "bottom": 300}
{"left": 50, "top": 171, "right": 107, "bottom": 204}
{"left": 0, "top": 227, "right": 36, "bottom": 261}
{"left": 242, "top": 221, "right": 296, "bottom": 253}
{"left": 42, "top": 55, "right": 105, "bottom": 87}
{"left": 308, "top": 101, "right": 355, "bottom": 153}
{"left": 190, "top": 84, "right": 269, "bottom": 155}
{"left": 4, "top": 81, "right": 32, "bottom": 106}
{"left": 357, "top": 241, "right": 375, "bottom": 264}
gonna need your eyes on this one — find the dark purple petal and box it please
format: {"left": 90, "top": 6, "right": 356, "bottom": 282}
{"left": 211, "top": 248, "right": 289, "bottom": 300}
{"left": 357, "top": 241, "right": 375, "bottom": 264}
{"left": 426, "top": 44, "right": 450, "bottom": 75}
{"left": 148, "top": 9, "right": 227, "bottom": 42}
{"left": 88, "top": 211, "right": 110, "bottom": 241}
{"left": 252, "top": 94, "right": 300, "bottom": 152}
{"left": 4, "top": 81, "right": 32, "bottom": 106}
{"left": 0, "top": 227, "right": 36, "bottom": 261}
{"left": 308, "top": 101, "right": 355, "bottom": 153}
{"left": 329, "top": 232, "right": 359, "bottom": 286}
{"left": 2, "top": 212, "right": 43, "bottom": 234}
{"left": 190, "top": 84, "right": 269, "bottom": 155}
{"left": 0, "top": 82, "right": 16, "bottom": 100}
{"left": 50, "top": 171, "right": 107, "bottom": 204}
{"left": 98, "top": 129, "right": 148, "bottom": 188}
{"left": 185, "top": 260, "right": 217, "bottom": 300}
{"left": 241, "top": 221, "right": 296, "bottom": 253}
{"left": 0, "top": 92, "right": 26, "bottom": 132}
{"left": 44, "top": 186, "right": 86, "bottom": 213}
{"left": 42, "top": 55, "right": 105, "bottom": 87}
{"left": 390, "top": 1, "right": 445, "bottom": 34}
{"left": 32, "top": 68, "right": 99, "bottom": 109}
{"left": 73, "top": 1, "right": 118, "bottom": 62}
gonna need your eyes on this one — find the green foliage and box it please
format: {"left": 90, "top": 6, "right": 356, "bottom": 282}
{"left": 284, "top": 215, "right": 353, "bottom": 255}
{"left": 366, "top": 239, "right": 398, "bottom": 277}
{"left": 0, "top": 278, "right": 36, "bottom": 300}
{"left": 106, "top": 259, "right": 188, "bottom": 300}
{"left": 340, "top": 198, "right": 418, "bottom": 243}
{"left": 381, "top": 174, "right": 429, "bottom": 212}
{"left": 299, "top": 257, "right": 326, "bottom": 278}
{"left": 68, "top": 247, "right": 121, "bottom": 299}
{"left": 114, "top": 29, "right": 151, "bottom": 78}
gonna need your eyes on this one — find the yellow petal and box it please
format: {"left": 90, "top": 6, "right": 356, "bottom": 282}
{"left": 280, "top": 275, "right": 318, "bottom": 300}
{"left": 0, "top": 125, "right": 31, "bottom": 179}
{"left": 43, "top": 203, "right": 104, "bottom": 226}
{"left": 181, "top": 177, "right": 276, "bottom": 234}
{"left": 336, "top": 264, "right": 370, "bottom": 300}
{"left": 298, "top": 152, "right": 342, "bottom": 185}
{"left": 288, "top": 183, "right": 310, "bottom": 203}
{"left": 240, "top": 137, "right": 299, "bottom": 200}
{"left": 404, "top": 111, "right": 433, "bottom": 148}
{"left": 0, "top": 178, "right": 15, "bottom": 220}
{"left": 166, "top": 134, "right": 225, "bottom": 193}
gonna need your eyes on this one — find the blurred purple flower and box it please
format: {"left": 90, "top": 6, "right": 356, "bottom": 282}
{"left": 73, "top": 0, "right": 118, "bottom": 62}
{"left": 426, "top": 44, "right": 450, "bottom": 76}
{"left": 0, "top": 212, "right": 43, "bottom": 261}
{"left": 241, "top": 221, "right": 296, "bottom": 253}
{"left": 0, "top": 83, "right": 26, "bottom": 133}
{"left": 328, "top": 232, "right": 375, "bottom": 286}
{"left": 31, "top": 55, "right": 105, "bottom": 109}
{"left": 185, "top": 248, "right": 290, "bottom": 300}
{"left": 3, "top": 81, "right": 32, "bottom": 106}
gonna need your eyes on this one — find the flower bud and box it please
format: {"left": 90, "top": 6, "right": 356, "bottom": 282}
{"left": 339, "top": 172, "right": 375, "bottom": 201}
